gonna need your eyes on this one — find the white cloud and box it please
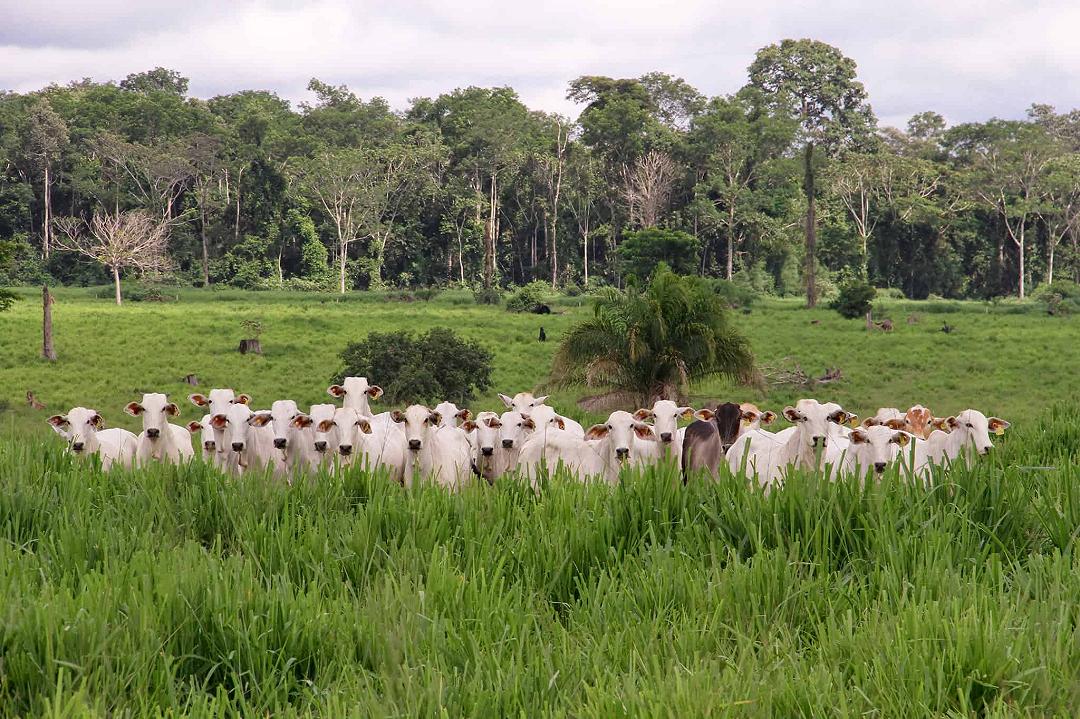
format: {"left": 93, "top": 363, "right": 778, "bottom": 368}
{"left": 1, "top": 0, "right": 1077, "bottom": 127}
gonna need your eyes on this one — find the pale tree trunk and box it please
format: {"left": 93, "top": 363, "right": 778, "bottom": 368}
{"left": 804, "top": 142, "right": 818, "bottom": 308}
{"left": 726, "top": 204, "right": 736, "bottom": 281}
{"left": 865, "top": 309, "right": 873, "bottom": 331}
{"left": 1048, "top": 240, "right": 1055, "bottom": 286}
{"left": 483, "top": 172, "right": 497, "bottom": 290}
{"left": 583, "top": 224, "right": 589, "bottom": 288}
{"left": 43, "top": 163, "right": 52, "bottom": 259}
{"left": 112, "top": 266, "right": 122, "bottom": 306}
{"left": 42, "top": 285, "right": 57, "bottom": 361}
{"left": 234, "top": 166, "right": 244, "bottom": 243}
{"left": 339, "top": 237, "right": 347, "bottom": 294}
{"left": 200, "top": 205, "right": 210, "bottom": 285}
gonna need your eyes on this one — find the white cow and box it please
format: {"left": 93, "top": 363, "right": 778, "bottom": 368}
{"left": 291, "top": 403, "right": 340, "bottom": 471}
{"left": 209, "top": 402, "right": 277, "bottom": 475}
{"left": 125, "top": 393, "right": 194, "bottom": 465}
{"left": 47, "top": 408, "right": 137, "bottom": 471}
{"left": 249, "top": 400, "right": 313, "bottom": 478}
{"left": 842, "top": 425, "right": 911, "bottom": 480}
{"left": 861, "top": 407, "right": 905, "bottom": 427}
{"left": 940, "top": 410, "right": 1010, "bottom": 465}
{"left": 327, "top": 377, "right": 393, "bottom": 430}
{"left": 519, "top": 410, "right": 655, "bottom": 487}
{"left": 321, "top": 407, "right": 408, "bottom": 484}
{"left": 728, "top": 399, "right": 855, "bottom": 489}
{"left": 498, "top": 392, "right": 586, "bottom": 437}
{"left": 633, "top": 400, "right": 694, "bottom": 464}
{"left": 185, "top": 414, "right": 217, "bottom": 462}
{"left": 462, "top": 411, "right": 508, "bottom": 482}
{"left": 189, "top": 389, "right": 250, "bottom": 468}
{"left": 433, "top": 401, "right": 471, "bottom": 428}
{"left": 391, "top": 405, "right": 473, "bottom": 490}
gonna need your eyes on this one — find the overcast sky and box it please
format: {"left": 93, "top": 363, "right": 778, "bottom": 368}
{"left": 2, "top": 0, "right": 1078, "bottom": 130}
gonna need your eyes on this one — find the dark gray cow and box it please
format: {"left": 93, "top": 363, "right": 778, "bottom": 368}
{"left": 681, "top": 402, "right": 743, "bottom": 482}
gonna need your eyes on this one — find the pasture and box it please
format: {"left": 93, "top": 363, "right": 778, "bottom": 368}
{"left": 1, "top": 287, "right": 1078, "bottom": 717}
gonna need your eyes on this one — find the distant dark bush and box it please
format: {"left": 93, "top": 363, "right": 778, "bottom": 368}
{"left": 333, "top": 327, "right": 493, "bottom": 405}
{"left": 563, "top": 281, "right": 583, "bottom": 297}
{"left": 710, "top": 279, "right": 757, "bottom": 309}
{"left": 831, "top": 281, "right": 877, "bottom": 319}
{"left": 1033, "top": 280, "right": 1080, "bottom": 316}
{"left": 95, "top": 282, "right": 178, "bottom": 302}
{"left": 473, "top": 287, "right": 502, "bottom": 305}
{"left": 506, "top": 281, "right": 551, "bottom": 313}
{"left": 414, "top": 288, "right": 440, "bottom": 302}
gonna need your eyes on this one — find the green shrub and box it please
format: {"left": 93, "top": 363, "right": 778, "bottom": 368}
{"left": 505, "top": 281, "right": 551, "bottom": 313}
{"left": 831, "top": 281, "right": 877, "bottom": 319}
{"left": 473, "top": 287, "right": 502, "bottom": 305}
{"left": 94, "top": 282, "right": 178, "bottom": 302}
{"left": 282, "top": 277, "right": 333, "bottom": 292}
{"left": 616, "top": 227, "right": 701, "bottom": 280}
{"left": 710, "top": 279, "right": 757, "bottom": 309}
{"left": 332, "top": 327, "right": 493, "bottom": 405}
{"left": 563, "top": 281, "right": 583, "bottom": 297}
{"left": 876, "top": 286, "right": 906, "bottom": 299}
{"left": 1033, "top": 280, "right": 1080, "bottom": 316}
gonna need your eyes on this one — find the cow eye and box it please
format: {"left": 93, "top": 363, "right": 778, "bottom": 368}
{"left": 607, "top": 424, "right": 612, "bottom": 430}
{"left": 967, "top": 423, "right": 974, "bottom": 429}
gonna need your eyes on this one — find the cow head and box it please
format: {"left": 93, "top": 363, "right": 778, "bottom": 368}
{"left": 126, "top": 393, "right": 179, "bottom": 441}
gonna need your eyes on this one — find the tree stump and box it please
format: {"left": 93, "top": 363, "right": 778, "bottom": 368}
{"left": 182, "top": 374, "right": 199, "bottom": 386}
{"left": 42, "top": 285, "right": 57, "bottom": 362}
{"left": 239, "top": 339, "right": 262, "bottom": 355}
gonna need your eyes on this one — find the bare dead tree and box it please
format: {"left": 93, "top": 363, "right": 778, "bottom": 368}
{"left": 621, "top": 150, "right": 678, "bottom": 228}
{"left": 54, "top": 210, "right": 172, "bottom": 306}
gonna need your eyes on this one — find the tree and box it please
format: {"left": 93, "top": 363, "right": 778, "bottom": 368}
{"left": 616, "top": 228, "right": 701, "bottom": 280}
{"left": 0, "top": 239, "right": 16, "bottom": 312}
{"left": 119, "top": 68, "right": 190, "bottom": 96}
{"left": 18, "top": 98, "right": 69, "bottom": 259}
{"left": 747, "top": 39, "right": 876, "bottom": 307}
{"left": 621, "top": 150, "right": 678, "bottom": 228}
{"left": 552, "top": 265, "right": 753, "bottom": 405}
{"left": 537, "top": 115, "right": 570, "bottom": 287}
{"left": 54, "top": 210, "right": 172, "bottom": 305}
{"left": 187, "top": 132, "right": 225, "bottom": 285}
{"left": 1038, "top": 153, "right": 1080, "bottom": 285}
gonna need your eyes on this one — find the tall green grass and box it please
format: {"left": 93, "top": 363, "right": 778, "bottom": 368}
{"left": 1, "top": 404, "right": 1077, "bottom": 717}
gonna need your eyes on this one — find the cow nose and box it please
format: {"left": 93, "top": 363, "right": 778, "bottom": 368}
{"left": 615, "top": 447, "right": 630, "bottom": 460}
{"left": 812, "top": 435, "right": 826, "bottom": 447}
{"left": 231, "top": 442, "right": 244, "bottom": 452}
{"left": 874, "top": 462, "right": 887, "bottom": 473}
{"left": 204, "top": 441, "right": 216, "bottom": 451}
{"left": 481, "top": 447, "right": 494, "bottom": 456}
{"left": 339, "top": 445, "right": 352, "bottom": 456}
{"left": 273, "top": 438, "right": 287, "bottom": 449}
{"left": 980, "top": 447, "right": 991, "bottom": 456}
{"left": 314, "top": 441, "right": 327, "bottom": 452}
{"left": 71, "top": 442, "right": 84, "bottom": 452}
{"left": 502, "top": 439, "right": 514, "bottom": 449}
{"left": 660, "top": 432, "right": 673, "bottom": 443}
{"left": 146, "top": 428, "right": 160, "bottom": 439}
{"left": 409, "top": 439, "right": 422, "bottom": 451}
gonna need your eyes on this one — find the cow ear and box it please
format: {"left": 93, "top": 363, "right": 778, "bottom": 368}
{"left": 760, "top": 411, "right": 777, "bottom": 425}
{"left": 846, "top": 414, "right": 860, "bottom": 428}
{"left": 586, "top": 423, "right": 609, "bottom": 440}
{"left": 455, "top": 408, "right": 471, "bottom": 421}
{"left": 783, "top": 406, "right": 800, "bottom": 422}
{"left": 291, "top": 414, "right": 313, "bottom": 428}
{"left": 164, "top": 403, "right": 180, "bottom": 417}
{"left": 521, "top": 416, "right": 536, "bottom": 430}
{"left": 248, "top": 412, "right": 272, "bottom": 427}
{"left": 553, "top": 416, "right": 566, "bottom": 430}
{"left": 988, "top": 417, "right": 1010, "bottom": 435}
{"left": 210, "top": 414, "right": 229, "bottom": 429}
{"left": 534, "top": 395, "right": 548, "bottom": 405}
{"left": 428, "top": 411, "right": 442, "bottom": 426}
{"left": 862, "top": 418, "right": 879, "bottom": 427}
{"left": 892, "top": 432, "right": 911, "bottom": 447}
{"left": 186, "top": 421, "right": 203, "bottom": 433}
{"left": 356, "top": 418, "right": 372, "bottom": 434}
{"left": 632, "top": 408, "right": 653, "bottom": 421}
{"left": 827, "top": 410, "right": 853, "bottom": 425}
{"left": 461, "top": 420, "right": 478, "bottom": 432}
{"left": 390, "top": 410, "right": 405, "bottom": 424}
{"left": 850, "top": 430, "right": 869, "bottom": 444}
{"left": 694, "top": 408, "right": 715, "bottom": 421}
{"left": 498, "top": 393, "right": 514, "bottom": 409}
{"left": 189, "top": 393, "right": 208, "bottom": 407}
{"left": 90, "top": 413, "right": 104, "bottom": 429}
{"left": 234, "top": 394, "right": 251, "bottom": 405}
{"left": 930, "top": 417, "right": 950, "bottom": 431}
{"left": 47, "top": 414, "right": 69, "bottom": 428}
{"left": 885, "top": 418, "right": 907, "bottom": 430}
{"left": 366, "top": 385, "right": 383, "bottom": 400}
{"left": 678, "top": 407, "right": 695, "bottom": 420}
{"left": 125, "top": 402, "right": 144, "bottom": 417}
{"left": 327, "top": 384, "right": 345, "bottom": 398}
{"left": 946, "top": 416, "right": 959, "bottom": 430}
{"left": 316, "top": 419, "right": 336, "bottom": 433}
{"left": 485, "top": 416, "right": 502, "bottom": 429}
{"left": 632, "top": 423, "right": 655, "bottom": 440}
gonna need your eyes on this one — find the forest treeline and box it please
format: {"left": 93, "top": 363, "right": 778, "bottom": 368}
{"left": 2, "top": 39, "right": 1079, "bottom": 302}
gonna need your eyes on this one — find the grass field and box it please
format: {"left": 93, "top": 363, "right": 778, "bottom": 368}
{"left": 0, "top": 287, "right": 1078, "bottom": 716}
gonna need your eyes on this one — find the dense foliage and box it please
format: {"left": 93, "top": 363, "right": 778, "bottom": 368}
{"left": 616, "top": 227, "right": 701, "bottom": 280}
{"left": 553, "top": 265, "right": 753, "bottom": 404}
{"left": 832, "top": 280, "right": 878, "bottom": 319}
{"left": 333, "top": 327, "right": 493, "bottom": 405}
{"left": 2, "top": 51, "right": 1079, "bottom": 302}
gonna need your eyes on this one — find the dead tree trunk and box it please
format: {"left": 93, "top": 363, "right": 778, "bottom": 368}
{"left": 238, "top": 339, "right": 262, "bottom": 355}
{"left": 42, "top": 285, "right": 57, "bottom": 361}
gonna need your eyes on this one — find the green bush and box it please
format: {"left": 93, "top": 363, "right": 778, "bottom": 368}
{"left": 710, "top": 279, "right": 757, "bottom": 309}
{"left": 563, "top": 281, "right": 583, "bottom": 297}
{"left": 94, "top": 282, "right": 178, "bottom": 302}
{"left": 473, "top": 287, "right": 502, "bottom": 305}
{"left": 211, "top": 235, "right": 278, "bottom": 290}
{"left": 831, "top": 281, "right": 877, "bottom": 319}
{"left": 616, "top": 228, "right": 701, "bottom": 281}
{"left": 876, "top": 286, "right": 906, "bottom": 299}
{"left": 505, "top": 281, "right": 551, "bottom": 313}
{"left": 1033, "top": 280, "right": 1080, "bottom": 316}
{"left": 332, "top": 327, "right": 493, "bottom": 405}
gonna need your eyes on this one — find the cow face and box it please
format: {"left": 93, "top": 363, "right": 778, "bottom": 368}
{"left": 904, "top": 405, "right": 934, "bottom": 439}
{"left": 48, "top": 407, "right": 104, "bottom": 453}
{"left": 259, "top": 399, "right": 299, "bottom": 451}
{"left": 126, "top": 393, "right": 179, "bottom": 440}
{"left": 951, "top": 409, "right": 1009, "bottom": 456}
{"left": 392, "top": 405, "right": 441, "bottom": 451}
{"left": 464, "top": 412, "right": 502, "bottom": 458}
{"left": 327, "top": 377, "right": 383, "bottom": 405}
{"left": 849, "top": 426, "right": 910, "bottom": 475}
{"left": 695, "top": 402, "right": 743, "bottom": 450}
{"left": 307, "top": 404, "right": 338, "bottom": 455}
{"left": 739, "top": 403, "right": 776, "bottom": 432}
{"left": 585, "top": 410, "right": 655, "bottom": 462}
{"left": 498, "top": 392, "right": 549, "bottom": 413}
{"left": 322, "top": 408, "right": 372, "bottom": 458}
{"left": 783, "top": 399, "right": 855, "bottom": 449}
{"left": 497, "top": 411, "right": 535, "bottom": 450}
{"left": 635, "top": 400, "right": 694, "bottom": 445}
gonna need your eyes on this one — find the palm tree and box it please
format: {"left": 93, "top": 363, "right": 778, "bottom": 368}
{"left": 552, "top": 265, "right": 754, "bottom": 406}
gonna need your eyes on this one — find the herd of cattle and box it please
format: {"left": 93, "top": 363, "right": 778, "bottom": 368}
{"left": 46, "top": 376, "right": 1011, "bottom": 490}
